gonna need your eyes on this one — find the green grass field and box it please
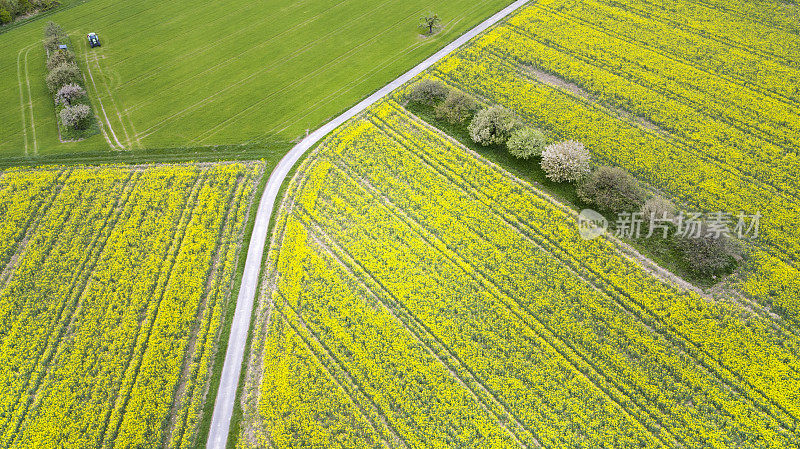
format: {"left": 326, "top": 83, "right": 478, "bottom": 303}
{"left": 0, "top": 0, "right": 511, "bottom": 159}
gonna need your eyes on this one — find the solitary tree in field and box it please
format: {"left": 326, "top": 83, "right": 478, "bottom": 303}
{"left": 419, "top": 13, "right": 441, "bottom": 35}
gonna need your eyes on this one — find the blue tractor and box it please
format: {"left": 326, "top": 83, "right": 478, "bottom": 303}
{"left": 87, "top": 32, "right": 101, "bottom": 48}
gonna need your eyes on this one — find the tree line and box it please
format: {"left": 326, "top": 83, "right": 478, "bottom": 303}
{"left": 43, "top": 21, "right": 96, "bottom": 137}
{"left": 408, "top": 79, "right": 741, "bottom": 279}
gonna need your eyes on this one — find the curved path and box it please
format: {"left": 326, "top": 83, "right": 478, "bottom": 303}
{"left": 206, "top": 1, "right": 530, "bottom": 446}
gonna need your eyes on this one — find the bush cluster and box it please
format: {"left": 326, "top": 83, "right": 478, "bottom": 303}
{"left": 435, "top": 90, "right": 478, "bottom": 124}
{"left": 468, "top": 106, "right": 520, "bottom": 146}
{"left": 507, "top": 127, "right": 547, "bottom": 159}
{"left": 408, "top": 80, "right": 449, "bottom": 106}
{"left": 43, "top": 22, "right": 92, "bottom": 131}
{"left": 576, "top": 166, "right": 740, "bottom": 276}
{"left": 1, "top": 0, "right": 56, "bottom": 25}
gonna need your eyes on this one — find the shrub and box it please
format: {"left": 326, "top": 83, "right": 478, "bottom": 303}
{"left": 59, "top": 103, "right": 91, "bottom": 129}
{"left": 577, "top": 166, "right": 646, "bottom": 213}
{"left": 408, "top": 79, "right": 448, "bottom": 106}
{"left": 434, "top": 90, "right": 478, "bottom": 124}
{"left": 540, "top": 140, "right": 592, "bottom": 182}
{"left": 0, "top": 8, "right": 12, "bottom": 24}
{"left": 18, "top": 0, "right": 33, "bottom": 13}
{"left": 43, "top": 34, "right": 61, "bottom": 53}
{"left": 641, "top": 195, "right": 677, "bottom": 220}
{"left": 676, "top": 226, "right": 740, "bottom": 276}
{"left": 468, "top": 106, "right": 520, "bottom": 146}
{"left": 55, "top": 83, "right": 86, "bottom": 106}
{"left": 46, "top": 61, "right": 80, "bottom": 92}
{"left": 44, "top": 21, "right": 64, "bottom": 38}
{"left": 507, "top": 127, "right": 547, "bottom": 159}
{"left": 46, "top": 49, "right": 75, "bottom": 71}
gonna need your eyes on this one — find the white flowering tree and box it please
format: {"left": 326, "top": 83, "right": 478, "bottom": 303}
{"left": 59, "top": 104, "right": 91, "bottom": 129}
{"left": 55, "top": 83, "right": 86, "bottom": 106}
{"left": 540, "top": 140, "right": 591, "bottom": 182}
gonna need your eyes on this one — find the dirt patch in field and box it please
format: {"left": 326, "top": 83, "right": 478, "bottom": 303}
{"left": 522, "top": 65, "right": 663, "bottom": 132}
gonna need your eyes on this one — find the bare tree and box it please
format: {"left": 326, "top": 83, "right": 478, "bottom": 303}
{"left": 419, "top": 13, "right": 441, "bottom": 35}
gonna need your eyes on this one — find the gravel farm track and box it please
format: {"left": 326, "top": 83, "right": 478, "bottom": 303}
{"left": 205, "top": 1, "right": 530, "bottom": 446}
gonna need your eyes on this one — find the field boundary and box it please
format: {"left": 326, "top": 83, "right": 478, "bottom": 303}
{"left": 204, "top": 1, "right": 532, "bottom": 447}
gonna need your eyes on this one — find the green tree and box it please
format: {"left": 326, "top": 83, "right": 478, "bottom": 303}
{"left": 434, "top": 90, "right": 478, "bottom": 124}
{"left": 468, "top": 106, "right": 520, "bottom": 146}
{"left": 408, "top": 79, "right": 448, "bottom": 106}
{"left": 0, "top": 8, "right": 12, "bottom": 24}
{"left": 506, "top": 127, "right": 547, "bottom": 159}
{"left": 577, "top": 166, "right": 646, "bottom": 213}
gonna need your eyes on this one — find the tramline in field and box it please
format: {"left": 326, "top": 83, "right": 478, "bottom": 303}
{"left": 237, "top": 0, "right": 800, "bottom": 446}
{"left": 0, "top": 0, "right": 510, "bottom": 157}
{"left": 0, "top": 162, "right": 265, "bottom": 449}
{"left": 238, "top": 101, "right": 800, "bottom": 447}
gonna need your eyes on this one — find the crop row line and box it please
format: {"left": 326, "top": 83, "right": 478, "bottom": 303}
{"left": 434, "top": 55, "right": 800, "bottom": 273}
{"left": 680, "top": 0, "right": 800, "bottom": 38}
{"left": 374, "top": 105, "right": 799, "bottom": 432}
{"left": 506, "top": 17, "right": 800, "bottom": 159}
{"left": 162, "top": 171, "right": 248, "bottom": 449}
{"left": 300, "top": 210, "right": 540, "bottom": 448}
{"left": 598, "top": 0, "right": 800, "bottom": 69}
{"left": 0, "top": 169, "right": 72, "bottom": 290}
{"left": 327, "top": 140, "right": 689, "bottom": 445}
{"left": 275, "top": 295, "right": 404, "bottom": 448}
{"left": 308, "top": 152, "right": 671, "bottom": 445}
{"left": 99, "top": 170, "right": 208, "bottom": 447}
{"left": 4, "top": 171, "right": 138, "bottom": 448}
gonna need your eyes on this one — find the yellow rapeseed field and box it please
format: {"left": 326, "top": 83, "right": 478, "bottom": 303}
{"left": 0, "top": 162, "right": 265, "bottom": 449}
{"left": 240, "top": 101, "right": 800, "bottom": 447}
